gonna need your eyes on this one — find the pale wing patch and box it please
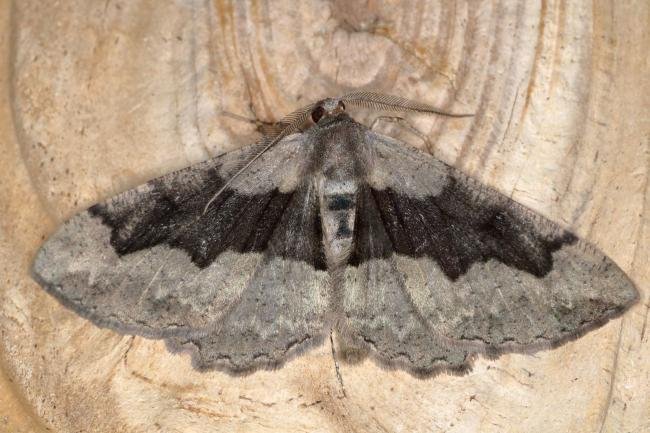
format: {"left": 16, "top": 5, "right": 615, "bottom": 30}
{"left": 397, "top": 242, "right": 638, "bottom": 348}
{"left": 33, "top": 213, "right": 263, "bottom": 338}
{"left": 340, "top": 257, "right": 470, "bottom": 374}
{"left": 218, "top": 134, "right": 312, "bottom": 194}
{"left": 360, "top": 130, "right": 450, "bottom": 197}
{"left": 171, "top": 257, "right": 331, "bottom": 372}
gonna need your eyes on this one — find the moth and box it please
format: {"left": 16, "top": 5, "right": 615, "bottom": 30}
{"left": 32, "top": 92, "right": 638, "bottom": 376}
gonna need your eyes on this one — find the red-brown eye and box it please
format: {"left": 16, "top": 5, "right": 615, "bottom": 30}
{"left": 338, "top": 100, "right": 345, "bottom": 110}
{"left": 311, "top": 106, "right": 325, "bottom": 123}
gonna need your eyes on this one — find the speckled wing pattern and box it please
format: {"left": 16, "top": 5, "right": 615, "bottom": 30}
{"left": 340, "top": 131, "right": 638, "bottom": 375}
{"left": 33, "top": 135, "right": 332, "bottom": 372}
{"left": 32, "top": 96, "right": 639, "bottom": 376}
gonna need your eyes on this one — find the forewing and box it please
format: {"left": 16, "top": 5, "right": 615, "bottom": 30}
{"left": 340, "top": 131, "right": 639, "bottom": 374}
{"left": 32, "top": 135, "right": 328, "bottom": 349}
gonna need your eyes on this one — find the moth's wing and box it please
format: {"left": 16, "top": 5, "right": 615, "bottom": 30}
{"left": 166, "top": 179, "right": 332, "bottom": 372}
{"left": 339, "top": 130, "right": 639, "bottom": 375}
{"left": 32, "top": 134, "right": 331, "bottom": 373}
{"left": 340, "top": 189, "right": 472, "bottom": 375}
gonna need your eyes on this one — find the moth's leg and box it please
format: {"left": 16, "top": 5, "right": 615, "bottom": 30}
{"left": 219, "top": 110, "right": 284, "bottom": 136}
{"left": 329, "top": 330, "right": 347, "bottom": 398}
{"left": 370, "top": 115, "right": 434, "bottom": 152}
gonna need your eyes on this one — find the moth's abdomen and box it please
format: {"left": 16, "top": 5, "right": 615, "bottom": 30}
{"left": 319, "top": 179, "right": 358, "bottom": 269}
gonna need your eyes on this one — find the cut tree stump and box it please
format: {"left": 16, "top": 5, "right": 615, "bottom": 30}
{"left": 0, "top": 1, "right": 648, "bottom": 432}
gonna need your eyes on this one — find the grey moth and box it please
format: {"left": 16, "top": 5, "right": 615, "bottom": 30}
{"left": 32, "top": 92, "right": 638, "bottom": 376}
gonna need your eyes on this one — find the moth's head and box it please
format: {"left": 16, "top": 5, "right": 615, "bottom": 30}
{"left": 310, "top": 98, "right": 347, "bottom": 125}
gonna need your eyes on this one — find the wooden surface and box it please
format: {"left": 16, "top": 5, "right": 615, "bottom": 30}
{"left": 1, "top": 1, "right": 648, "bottom": 432}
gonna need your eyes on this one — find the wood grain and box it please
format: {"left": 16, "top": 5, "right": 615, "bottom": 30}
{"left": 0, "top": 1, "right": 648, "bottom": 432}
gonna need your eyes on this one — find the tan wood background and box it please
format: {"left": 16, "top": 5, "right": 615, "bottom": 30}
{"left": 0, "top": 1, "right": 648, "bottom": 432}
